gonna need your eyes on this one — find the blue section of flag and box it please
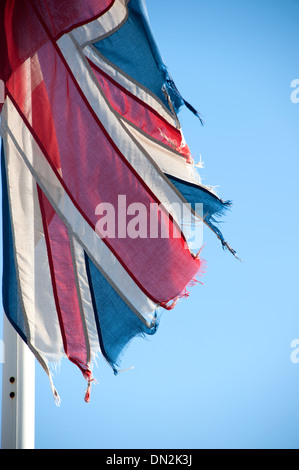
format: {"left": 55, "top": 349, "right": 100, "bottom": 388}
{"left": 1, "top": 144, "right": 27, "bottom": 343}
{"left": 84, "top": 252, "right": 158, "bottom": 372}
{"left": 93, "top": 0, "right": 184, "bottom": 113}
{"left": 166, "top": 173, "right": 233, "bottom": 252}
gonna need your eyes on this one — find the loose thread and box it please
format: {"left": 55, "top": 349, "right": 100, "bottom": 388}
{"left": 48, "top": 369, "right": 61, "bottom": 407}
{"left": 83, "top": 370, "right": 96, "bottom": 403}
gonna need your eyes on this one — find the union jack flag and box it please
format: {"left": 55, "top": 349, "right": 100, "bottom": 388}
{"left": 0, "top": 0, "right": 234, "bottom": 403}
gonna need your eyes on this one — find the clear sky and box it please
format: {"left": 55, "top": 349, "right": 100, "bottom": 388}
{"left": 1, "top": 0, "right": 299, "bottom": 449}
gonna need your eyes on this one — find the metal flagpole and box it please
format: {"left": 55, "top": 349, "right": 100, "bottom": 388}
{"left": 1, "top": 313, "right": 35, "bottom": 449}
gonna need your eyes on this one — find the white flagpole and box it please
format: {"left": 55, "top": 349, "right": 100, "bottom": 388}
{"left": 1, "top": 313, "right": 35, "bottom": 449}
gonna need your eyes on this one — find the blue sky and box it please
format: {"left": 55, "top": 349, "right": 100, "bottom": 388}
{"left": 1, "top": 0, "right": 299, "bottom": 449}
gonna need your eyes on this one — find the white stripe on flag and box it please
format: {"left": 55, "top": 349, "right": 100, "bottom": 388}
{"left": 69, "top": 234, "right": 101, "bottom": 363}
{"left": 70, "top": 0, "right": 127, "bottom": 48}
{"left": 2, "top": 130, "right": 65, "bottom": 365}
{"left": 120, "top": 117, "right": 201, "bottom": 185}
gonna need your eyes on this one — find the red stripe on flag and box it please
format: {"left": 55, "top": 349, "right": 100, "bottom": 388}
{"left": 2, "top": 0, "right": 115, "bottom": 78}
{"left": 88, "top": 59, "right": 192, "bottom": 160}
{"left": 32, "top": 0, "right": 115, "bottom": 41}
{"left": 38, "top": 186, "right": 91, "bottom": 377}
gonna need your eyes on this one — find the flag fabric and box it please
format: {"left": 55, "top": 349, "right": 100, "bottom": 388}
{"left": 0, "top": 0, "right": 234, "bottom": 403}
